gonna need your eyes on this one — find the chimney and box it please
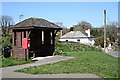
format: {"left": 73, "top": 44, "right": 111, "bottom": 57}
{"left": 60, "top": 30, "right": 63, "bottom": 37}
{"left": 85, "top": 28, "right": 90, "bottom": 37}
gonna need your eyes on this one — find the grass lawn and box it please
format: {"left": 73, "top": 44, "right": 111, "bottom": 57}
{"left": 0, "top": 56, "right": 33, "bottom": 68}
{"left": 16, "top": 51, "right": 119, "bottom": 78}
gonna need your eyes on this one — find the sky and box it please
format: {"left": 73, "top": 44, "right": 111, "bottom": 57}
{"left": 2, "top": 2, "right": 118, "bottom": 28}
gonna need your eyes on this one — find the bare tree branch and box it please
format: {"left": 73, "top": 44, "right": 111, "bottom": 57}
{"left": 0, "top": 15, "right": 14, "bottom": 37}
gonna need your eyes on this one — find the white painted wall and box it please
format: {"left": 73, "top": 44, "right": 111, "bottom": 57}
{"left": 59, "top": 38, "right": 94, "bottom": 45}
{"left": 85, "top": 29, "right": 90, "bottom": 37}
{"left": 59, "top": 39, "right": 79, "bottom": 42}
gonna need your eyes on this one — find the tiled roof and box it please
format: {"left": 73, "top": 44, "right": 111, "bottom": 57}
{"left": 12, "top": 18, "right": 62, "bottom": 29}
{"left": 60, "top": 31, "right": 93, "bottom": 39}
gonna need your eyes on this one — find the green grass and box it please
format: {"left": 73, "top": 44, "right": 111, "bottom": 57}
{"left": 16, "top": 51, "right": 119, "bottom": 78}
{"left": 0, "top": 57, "right": 33, "bottom": 68}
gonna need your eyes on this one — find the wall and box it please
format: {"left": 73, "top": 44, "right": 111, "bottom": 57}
{"left": 12, "top": 46, "right": 25, "bottom": 58}
{"left": 59, "top": 38, "right": 94, "bottom": 45}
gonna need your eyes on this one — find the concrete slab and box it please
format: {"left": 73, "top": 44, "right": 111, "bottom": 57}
{"left": 2, "top": 72, "right": 100, "bottom": 78}
{"left": 31, "top": 56, "right": 54, "bottom": 61}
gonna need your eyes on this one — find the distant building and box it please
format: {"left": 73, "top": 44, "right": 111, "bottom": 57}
{"left": 59, "top": 29, "right": 95, "bottom": 45}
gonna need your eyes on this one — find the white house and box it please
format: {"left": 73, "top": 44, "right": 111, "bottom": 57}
{"left": 59, "top": 29, "right": 95, "bottom": 45}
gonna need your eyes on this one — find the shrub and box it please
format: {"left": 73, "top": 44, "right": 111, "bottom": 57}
{"left": 2, "top": 35, "right": 12, "bottom": 47}
{"left": 55, "top": 43, "right": 102, "bottom": 55}
{"left": 94, "top": 36, "right": 109, "bottom": 48}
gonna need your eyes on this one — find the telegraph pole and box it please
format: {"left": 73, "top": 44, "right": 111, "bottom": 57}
{"left": 104, "top": 10, "right": 107, "bottom": 52}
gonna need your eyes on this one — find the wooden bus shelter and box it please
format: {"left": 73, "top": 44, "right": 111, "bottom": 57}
{"left": 11, "top": 18, "right": 62, "bottom": 59}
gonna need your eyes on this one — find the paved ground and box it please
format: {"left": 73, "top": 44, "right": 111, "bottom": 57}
{"left": 0, "top": 56, "right": 100, "bottom": 78}
{"left": 105, "top": 51, "right": 120, "bottom": 58}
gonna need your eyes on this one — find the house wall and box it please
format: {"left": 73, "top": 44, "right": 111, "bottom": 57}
{"left": 59, "top": 38, "right": 94, "bottom": 45}
{"left": 12, "top": 46, "right": 25, "bottom": 58}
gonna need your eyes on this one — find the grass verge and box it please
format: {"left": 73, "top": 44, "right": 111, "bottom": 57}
{"left": 16, "top": 51, "right": 119, "bottom": 78}
{"left": 0, "top": 57, "right": 33, "bottom": 68}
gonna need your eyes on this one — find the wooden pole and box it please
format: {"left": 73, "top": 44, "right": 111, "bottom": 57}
{"left": 104, "top": 10, "right": 107, "bottom": 52}
{"left": 25, "top": 49, "right": 27, "bottom": 61}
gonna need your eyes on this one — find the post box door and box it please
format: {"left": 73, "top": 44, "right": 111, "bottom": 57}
{"left": 22, "top": 38, "right": 27, "bottom": 49}
{"left": 22, "top": 38, "right": 30, "bottom": 49}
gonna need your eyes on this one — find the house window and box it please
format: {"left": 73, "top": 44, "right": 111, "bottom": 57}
{"left": 77, "top": 39, "right": 80, "bottom": 42}
{"left": 66, "top": 40, "right": 68, "bottom": 42}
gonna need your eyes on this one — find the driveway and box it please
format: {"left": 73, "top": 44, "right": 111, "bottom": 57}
{"left": 0, "top": 56, "right": 100, "bottom": 79}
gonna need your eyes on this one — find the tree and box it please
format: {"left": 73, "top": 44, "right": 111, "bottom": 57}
{"left": 93, "top": 21, "right": 118, "bottom": 48}
{"left": 118, "top": 35, "right": 120, "bottom": 50}
{"left": 94, "top": 36, "right": 104, "bottom": 47}
{"left": 94, "top": 36, "right": 109, "bottom": 48}
{"left": 74, "top": 21, "right": 92, "bottom": 31}
{"left": 91, "top": 28, "right": 104, "bottom": 38}
{"left": 70, "top": 27, "right": 74, "bottom": 31}
{"left": 80, "top": 21, "right": 92, "bottom": 29}
{"left": 0, "top": 15, "right": 13, "bottom": 47}
{"left": 106, "top": 22, "right": 117, "bottom": 42}
{"left": 0, "top": 15, "right": 14, "bottom": 37}
{"left": 118, "top": 26, "right": 120, "bottom": 46}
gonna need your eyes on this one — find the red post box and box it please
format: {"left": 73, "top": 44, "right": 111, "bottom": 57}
{"left": 22, "top": 38, "right": 30, "bottom": 49}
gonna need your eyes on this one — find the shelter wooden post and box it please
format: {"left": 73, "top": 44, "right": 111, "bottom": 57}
{"left": 52, "top": 30, "right": 59, "bottom": 56}
{"left": 25, "top": 31, "right": 29, "bottom": 60}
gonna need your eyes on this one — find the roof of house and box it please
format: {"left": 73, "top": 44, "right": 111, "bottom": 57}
{"left": 60, "top": 31, "right": 94, "bottom": 39}
{"left": 11, "top": 18, "right": 62, "bottom": 30}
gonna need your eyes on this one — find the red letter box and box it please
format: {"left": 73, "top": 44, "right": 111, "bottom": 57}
{"left": 22, "top": 38, "right": 30, "bottom": 49}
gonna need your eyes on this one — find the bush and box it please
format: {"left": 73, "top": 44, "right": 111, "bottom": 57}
{"left": 118, "top": 36, "right": 120, "bottom": 50}
{"left": 94, "top": 36, "right": 109, "bottom": 48}
{"left": 2, "top": 35, "right": 12, "bottom": 47}
{"left": 55, "top": 43, "right": 102, "bottom": 55}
